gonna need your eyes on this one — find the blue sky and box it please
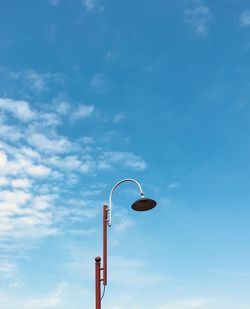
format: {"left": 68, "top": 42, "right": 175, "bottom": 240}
{"left": 0, "top": 0, "right": 250, "bottom": 308}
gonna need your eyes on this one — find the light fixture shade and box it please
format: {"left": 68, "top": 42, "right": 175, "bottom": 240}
{"left": 131, "top": 197, "right": 157, "bottom": 211}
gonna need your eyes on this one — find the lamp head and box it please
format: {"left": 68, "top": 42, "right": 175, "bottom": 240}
{"left": 131, "top": 197, "right": 157, "bottom": 211}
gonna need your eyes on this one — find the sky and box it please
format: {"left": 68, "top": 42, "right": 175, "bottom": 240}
{"left": 0, "top": 0, "right": 250, "bottom": 308}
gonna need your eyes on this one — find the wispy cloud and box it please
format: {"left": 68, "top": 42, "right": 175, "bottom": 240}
{"left": 0, "top": 146, "right": 51, "bottom": 178}
{"left": 0, "top": 97, "right": 148, "bottom": 244}
{"left": 9, "top": 70, "right": 63, "bottom": 92}
{"left": 0, "top": 281, "right": 83, "bottom": 309}
{"left": 68, "top": 228, "right": 97, "bottom": 236}
{"left": 48, "top": 155, "right": 82, "bottom": 170}
{"left": 114, "top": 213, "right": 133, "bottom": 232}
{"left": 160, "top": 298, "right": 212, "bottom": 309}
{"left": 53, "top": 101, "right": 94, "bottom": 121}
{"left": 159, "top": 197, "right": 171, "bottom": 207}
{"left": 210, "top": 269, "right": 250, "bottom": 277}
{"left": 82, "top": 0, "right": 96, "bottom": 12}
{"left": 11, "top": 178, "right": 32, "bottom": 189}
{"left": 0, "top": 99, "right": 76, "bottom": 241}
{"left": 0, "top": 262, "right": 17, "bottom": 274}
{"left": 90, "top": 73, "right": 108, "bottom": 90}
{"left": 55, "top": 101, "right": 71, "bottom": 115}
{"left": 109, "top": 255, "right": 169, "bottom": 286}
{"left": 113, "top": 112, "right": 127, "bottom": 124}
{"left": 27, "top": 283, "right": 65, "bottom": 308}
{"left": 48, "top": 0, "right": 60, "bottom": 6}
{"left": 0, "top": 187, "right": 59, "bottom": 240}
{"left": 184, "top": 1, "right": 213, "bottom": 35}
{"left": 99, "top": 151, "right": 147, "bottom": 171}
{"left": 71, "top": 105, "right": 94, "bottom": 120}
{"left": 27, "top": 132, "right": 73, "bottom": 154}
{"left": 0, "top": 176, "right": 9, "bottom": 186}
{"left": 0, "top": 124, "right": 23, "bottom": 141}
{"left": 168, "top": 182, "right": 180, "bottom": 189}
{"left": 0, "top": 98, "right": 36, "bottom": 122}
{"left": 105, "top": 50, "right": 118, "bottom": 61}
{"left": 240, "top": 10, "right": 250, "bottom": 27}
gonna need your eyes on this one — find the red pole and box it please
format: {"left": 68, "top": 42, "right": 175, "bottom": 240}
{"left": 95, "top": 256, "right": 101, "bottom": 309}
{"left": 103, "top": 205, "right": 108, "bottom": 286}
{"left": 95, "top": 206, "right": 108, "bottom": 309}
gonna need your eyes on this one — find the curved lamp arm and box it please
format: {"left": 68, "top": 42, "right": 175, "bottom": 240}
{"left": 107, "top": 178, "right": 144, "bottom": 227}
{"left": 95, "top": 178, "right": 156, "bottom": 307}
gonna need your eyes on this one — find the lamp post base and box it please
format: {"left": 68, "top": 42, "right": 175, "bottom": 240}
{"left": 95, "top": 256, "right": 101, "bottom": 309}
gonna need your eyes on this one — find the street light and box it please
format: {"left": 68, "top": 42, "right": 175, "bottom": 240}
{"left": 94, "top": 178, "right": 157, "bottom": 309}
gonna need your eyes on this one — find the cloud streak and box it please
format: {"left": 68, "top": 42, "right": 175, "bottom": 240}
{"left": 240, "top": 10, "right": 250, "bottom": 27}
{"left": 82, "top": 0, "right": 96, "bottom": 12}
{"left": 9, "top": 70, "right": 63, "bottom": 93}
{"left": 184, "top": 1, "right": 213, "bottom": 35}
{"left": 0, "top": 98, "right": 36, "bottom": 122}
{"left": 71, "top": 105, "right": 94, "bottom": 120}
{"left": 99, "top": 151, "right": 147, "bottom": 171}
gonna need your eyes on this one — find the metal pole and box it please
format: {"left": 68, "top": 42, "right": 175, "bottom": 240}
{"left": 103, "top": 205, "right": 108, "bottom": 286}
{"left": 95, "top": 256, "right": 101, "bottom": 309}
{"left": 95, "top": 206, "right": 108, "bottom": 309}
{"left": 94, "top": 179, "right": 155, "bottom": 308}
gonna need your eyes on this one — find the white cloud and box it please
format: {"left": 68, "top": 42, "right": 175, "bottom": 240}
{"left": 0, "top": 190, "right": 58, "bottom": 240}
{"left": 109, "top": 255, "right": 169, "bottom": 287}
{"left": 27, "top": 296, "right": 60, "bottom": 308}
{"left": 240, "top": 10, "right": 250, "bottom": 27}
{"left": 90, "top": 73, "right": 107, "bottom": 89}
{"left": 11, "top": 178, "right": 31, "bottom": 189}
{"left": 81, "top": 188, "right": 101, "bottom": 196}
{"left": 0, "top": 124, "right": 23, "bottom": 141}
{"left": 0, "top": 98, "right": 36, "bottom": 122}
{"left": 25, "top": 70, "right": 46, "bottom": 91}
{"left": 113, "top": 112, "right": 127, "bottom": 124}
{"left": 28, "top": 133, "right": 73, "bottom": 154}
{"left": 82, "top": 0, "right": 96, "bottom": 12}
{"left": 0, "top": 147, "right": 57, "bottom": 241}
{"left": 168, "top": 182, "right": 180, "bottom": 189}
{"left": 0, "top": 282, "right": 90, "bottom": 309}
{"left": 65, "top": 173, "right": 79, "bottom": 185}
{"left": 80, "top": 136, "right": 94, "bottom": 144}
{"left": 0, "top": 96, "right": 148, "bottom": 245}
{"left": 0, "top": 176, "right": 9, "bottom": 186}
{"left": 25, "top": 164, "right": 51, "bottom": 177}
{"left": 105, "top": 50, "right": 117, "bottom": 61}
{"left": 38, "top": 112, "right": 62, "bottom": 126}
{"left": 0, "top": 190, "right": 31, "bottom": 205}
{"left": 68, "top": 228, "right": 97, "bottom": 235}
{"left": 71, "top": 105, "right": 94, "bottom": 120}
{"left": 159, "top": 197, "right": 171, "bottom": 207}
{"left": 160, "top": 298, "right": 212, "bottom": 309}
{"left": 3, "top": 152, "right": 51, "bottom": 178}
{"left": 99, "top": 151, "right": 147, "bottom": 171}
{"left": 55, "top": 101, "right": 71, "bottom": 115}
{"left": 9, "top": 70, "right": 63, "bottom": 92}
{"left": 114, "top": 216, "right": 133, "bottom": 232}
{"left": 79, "top": 159, "right": 96, "bottom": 173}
{"left": 0, "top": 262, "right": 17, "bottom": 274}
{"left": 32, "top": 194, "right": 56, "bottom": 210}
{"left": 48, "top": 155, "right": 96, "bottom": 174}
{"left": 0, "top": 151, "right": 8, "bottom": 170}
{"left": 49, "top": 0, "right": 60, "bottom": 6}
{"left": 210, "top": 269, "right": 250, "bottom": 277}
{"left": 48, "top": 155, "right": 82, "bottom": 170}
{"left": 26, "top": 282, "right": 66, "bottom": 308}
{"left": 20, "top": 147, "right": 41, "bottom": 160}
{"left": 185, "top": 1, "right": 213, "bottom": 35}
